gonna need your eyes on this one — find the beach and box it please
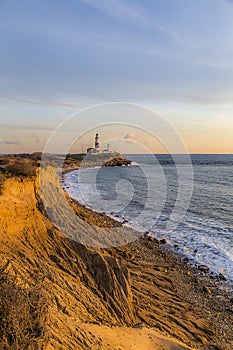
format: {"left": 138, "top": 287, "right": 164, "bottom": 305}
{"left": 66, "top": 191, "right": 233, "bottom": 349}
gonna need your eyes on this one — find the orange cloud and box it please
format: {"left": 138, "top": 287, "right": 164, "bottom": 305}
{"left": 122, "top": 133, "right": 148, "bottom": 144}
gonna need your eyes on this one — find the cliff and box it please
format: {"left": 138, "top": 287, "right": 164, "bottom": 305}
{"left": 0, "top": 167, "right": 232, "bottom": 349}
{"left": 0, "top": 175, "right": 135, "bottom": 349}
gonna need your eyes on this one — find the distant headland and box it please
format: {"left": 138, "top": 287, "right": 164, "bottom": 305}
{"left": 0, "top": 134, "right": 132, "bottom": 179}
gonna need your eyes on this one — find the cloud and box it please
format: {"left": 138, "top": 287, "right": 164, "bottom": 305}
{"left": 81, "top": 0, "right": 182, "bottom": 44}
{"left": 29, "top": 133, "right": 46, "bottom": 146}
{"left": 35, "top": 138, "right": 45, "bottom": 146}
{"left": 122, "top": 133, "right": 147, "bottom": 144}
{"left": 81, "top": 0, "right": 146, "bottom": 23}
{"left": 0, "top": 140, "right": 20, "bottom": 145}
{"left": 0, "top": 96, "right": 80, "bottom": 110}
{"left": 0, "top": 124, "right": 54, "bottom": 131}
{"left": 123, "top": 133, "right": 137, "bottom": 143}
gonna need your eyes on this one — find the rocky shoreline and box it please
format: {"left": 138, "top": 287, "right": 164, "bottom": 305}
{"left": 63, "top": 166, "right": 232, "bottom": 288}
{"left": 63, "top": 167, "right": 233, "bottom": 349}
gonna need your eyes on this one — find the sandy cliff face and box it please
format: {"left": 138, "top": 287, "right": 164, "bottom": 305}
{"left": 0, "top": 176, "right": 136, "bottom": 349}
{"left": 0, "top": 175, "right": 228, "bottom": 350}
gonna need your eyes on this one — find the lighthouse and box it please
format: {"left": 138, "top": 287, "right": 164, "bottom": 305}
{"left": 95, "top": 133, "right": 100, "bottom": 150}
{"left": 87, "top": 133, "right": 101, "bottom": 153}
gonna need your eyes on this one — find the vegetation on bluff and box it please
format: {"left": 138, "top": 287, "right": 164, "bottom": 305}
{"left": 0, "top": 269, "right": 47, "bottom": 349}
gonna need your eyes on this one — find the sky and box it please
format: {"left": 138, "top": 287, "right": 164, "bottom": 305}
{"left": 0, "top": 0, "right": 233, "bottom": 154}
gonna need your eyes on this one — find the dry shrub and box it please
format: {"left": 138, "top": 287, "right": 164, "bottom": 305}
{"left": 4, "top": 161, "right": 36, "bottom": 178}
{"left": 0, "top": 270, "right": 48, "bottom": 349}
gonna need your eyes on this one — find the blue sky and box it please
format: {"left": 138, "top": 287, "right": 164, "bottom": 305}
{"left": 0, "top": 0, "right": 233, "bottom": 153}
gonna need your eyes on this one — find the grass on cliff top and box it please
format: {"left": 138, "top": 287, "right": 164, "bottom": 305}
{"left": 0, "top": 155, "right": 39, "bottom": 194}
{"left": 0, "top": 156, "right": 38, "bottom": 177}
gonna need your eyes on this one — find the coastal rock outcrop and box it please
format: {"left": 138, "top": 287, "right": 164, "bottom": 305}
{"left": 104, "top": 155, "right": 131, "bottom": 167}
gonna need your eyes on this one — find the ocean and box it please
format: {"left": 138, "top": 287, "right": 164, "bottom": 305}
{"left": 64, "top": 154, "right": 233, "bottom": 282}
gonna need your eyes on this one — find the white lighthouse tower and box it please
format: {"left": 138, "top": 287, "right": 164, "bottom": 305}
{"left": 87, "top": 133, "right": 101, "bottom": 153}
{"left": 95, "top": 133, "right": 100, "bottom": 151}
